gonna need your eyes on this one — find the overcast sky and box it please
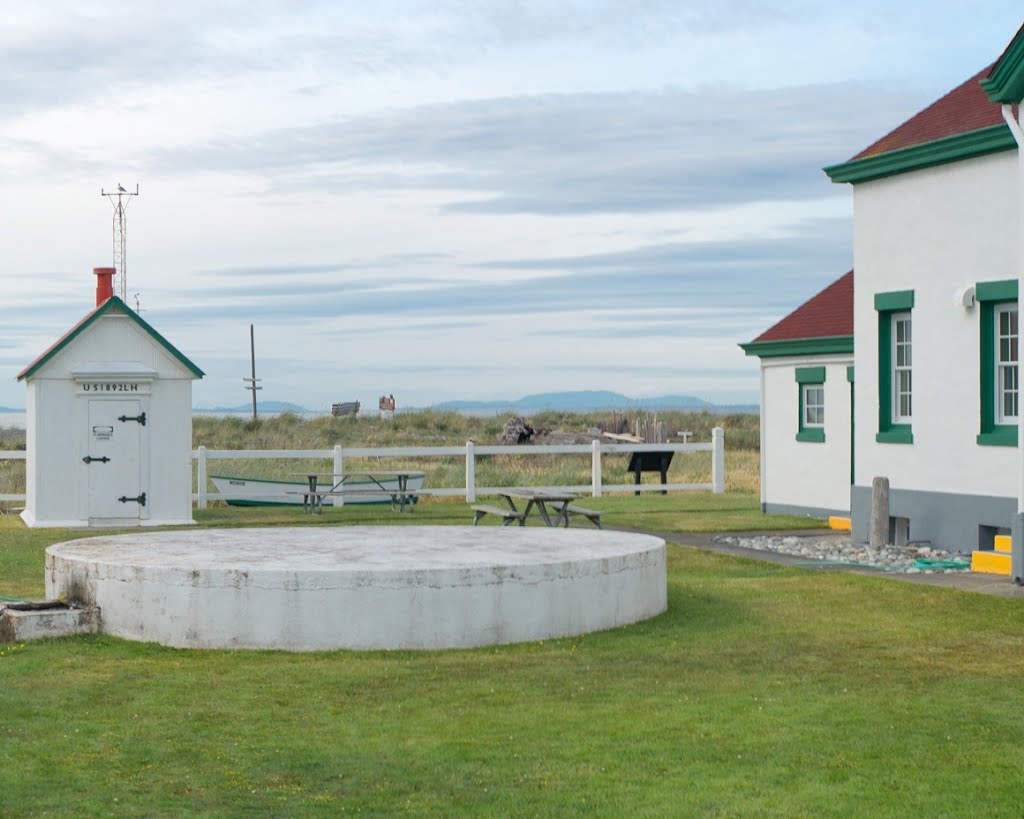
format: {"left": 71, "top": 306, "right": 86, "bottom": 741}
{"left": 2, "top": 2, "right": 1022, "bottom": 411}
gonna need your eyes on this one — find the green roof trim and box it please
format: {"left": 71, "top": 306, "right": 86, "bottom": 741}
{"left": 981, "top": 26, "right": 1024, "bottom": 103}
{"left": 740, "top": 336, "right": 853, "bottom": 358}
{"left": 823, "top": 124, "right": 1015, "bottom": 185}
{"left": 18, "top": 297, "right": 204, "bottom": 381}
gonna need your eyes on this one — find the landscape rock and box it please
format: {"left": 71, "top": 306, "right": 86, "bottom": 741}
{"left": 711, "top": 534, "right": 971, "bottom": 573}
{"left": 500, "top": 417, "right": 535, "bottom": 445}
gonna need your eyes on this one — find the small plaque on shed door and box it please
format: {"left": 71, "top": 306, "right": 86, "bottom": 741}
{"left": 92, "top": 426, "right": 114, "bottom": 441}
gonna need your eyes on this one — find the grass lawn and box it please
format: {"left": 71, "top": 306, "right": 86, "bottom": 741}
{"left": 2, "top": 495, "right": 1023, "bottom": 815}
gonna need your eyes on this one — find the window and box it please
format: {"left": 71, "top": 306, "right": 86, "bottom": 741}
{"left": 875, "top": 290, "right": 914, "bottom": 444}
{"left": 803, "top": 384, "right": 824, "bottom": 427}
{"left": 995, "top": 304, "right": 1018, "bottom": 424}
{"left": 977, "top": 280, "right": 1018, "bottom": 446}
{"left": 892, "top": 312, "right": 912, "bottom": 423}
{"left": 795, "top": 366, "right": 825, "bottom": 442}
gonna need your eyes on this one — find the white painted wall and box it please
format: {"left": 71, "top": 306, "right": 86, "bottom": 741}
{"left": 761, "top": 355, "right": 852, "bottom": 514}
{"left": 22, "top": 309, "right": 197, "bottom": 527}
{"left": 852, "top": 150, "right": 1019, "bottom": 497}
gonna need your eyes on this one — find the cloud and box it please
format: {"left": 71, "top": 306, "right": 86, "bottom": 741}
{"left": 133, "top": 214, "right": 850, "bottom": 332}
{"left": 150, "top": 83, "right": 919, "bottom": 216}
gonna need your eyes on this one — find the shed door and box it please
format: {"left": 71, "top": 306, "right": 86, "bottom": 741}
{"left": 86, "top": 399, "right": 146, "bottom": 520}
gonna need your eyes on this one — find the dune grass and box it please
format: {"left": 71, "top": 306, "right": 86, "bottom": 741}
{"left": 2, "top": 527, "right": 1023, "bottom": 816}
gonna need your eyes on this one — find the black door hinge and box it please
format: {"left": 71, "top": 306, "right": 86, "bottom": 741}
{"left": 118, "top": 493, "right": 147, "bottom": 507}
{"left": 82, "top": 456, "right": 111, "bottom": 464}
{"left": 118, "top": 412, "right": 146, "bottom": 426}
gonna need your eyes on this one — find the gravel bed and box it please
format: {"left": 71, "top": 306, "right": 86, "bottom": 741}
{"left": 711, "top": 534, "right": 971, "bottom": 573}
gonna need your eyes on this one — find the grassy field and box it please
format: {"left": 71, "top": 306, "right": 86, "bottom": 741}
{"left": 8, "top": 413, "right": 1020, "bottom": 814}
{"left": 2, "top": 503, "right": 1024, "bottom": 815}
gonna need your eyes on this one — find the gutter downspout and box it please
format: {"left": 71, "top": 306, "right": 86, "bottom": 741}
{"left": 1001, "top": 103, "right": 1024, "bottom": 583}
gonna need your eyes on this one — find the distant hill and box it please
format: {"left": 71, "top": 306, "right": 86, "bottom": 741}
{"left": 431, "top": 391, "right": 757, "bottom": 414}
{"left": 0, "top": 407, "right": 25, "bottom": 413}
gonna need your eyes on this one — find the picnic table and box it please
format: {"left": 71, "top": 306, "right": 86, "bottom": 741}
{"left": 293, "top": 470, "right": 425, "bottom": 514}
{"left": 472, "top": 490, "right": 603, "bottom": 528}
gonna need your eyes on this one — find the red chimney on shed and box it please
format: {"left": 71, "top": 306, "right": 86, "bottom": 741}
{"left": 94, "top": 267, "right": 116, "bottom": 307}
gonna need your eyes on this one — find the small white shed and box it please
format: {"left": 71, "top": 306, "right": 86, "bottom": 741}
{"left": 17, "top": 268, "right": 203, "bottom": 528}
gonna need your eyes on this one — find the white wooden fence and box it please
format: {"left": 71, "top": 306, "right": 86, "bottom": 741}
{"left": 0, "top": 450, "right": 26, "bottom": 502}
{"left": 192, "top": 428, "right": 724, "bottom": 508}
{"left": 0, "top": 427, "right": 725, "bottom": 507}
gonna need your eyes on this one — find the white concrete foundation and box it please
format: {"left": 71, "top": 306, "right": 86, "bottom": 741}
{"left": 45, "top": 526, "right": 667, "bottom": 650}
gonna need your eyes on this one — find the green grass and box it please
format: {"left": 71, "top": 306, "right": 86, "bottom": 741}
{"left": 2, "top": 518, "right": 1023, "bottom": 816}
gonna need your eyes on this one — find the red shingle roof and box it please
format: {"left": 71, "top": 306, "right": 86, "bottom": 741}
{"left": 752, "top": 270, "right": 853, "bottom": 343}
{"left": 852, "top": 66, "right": 1003, "bottom": 160}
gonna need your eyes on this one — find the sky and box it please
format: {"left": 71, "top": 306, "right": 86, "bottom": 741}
{"left": 2, "top": 2, "right": 1023, "bottom": 412}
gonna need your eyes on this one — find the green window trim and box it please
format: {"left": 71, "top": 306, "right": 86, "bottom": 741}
{"left": 876, "top": 426, "right": 913, "bottom": 445}
{"left": 795, "top": 366, "right": 826, "bottom": 384}
{"left": 874, "top": 290, "right": 914, "bottom": 312}
{"left": 796, "top": 428, "right": 826, "bottom": 443}
{"left": 795, "top": 368, "right": 826, "bottom": 443}
{"left": 846, "top": 365, "right": 854, "bottom": 383}
{"left": 977, "top": 280, "right": 1019, "bottom": 447}
{"left": 976, "top": 279, "right": 1018, "bottom": 302}
{"left": 876, "top": 291, "right": 914, "bottom": 445}
{"left": 978, "top": 427, "right": 1018, "bottom": 447}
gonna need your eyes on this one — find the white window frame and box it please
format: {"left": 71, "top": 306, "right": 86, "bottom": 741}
{"left": 995, "top": 303, "right": 1018, "bottom": 425}
{"left": 802, "top": 383, "right": 824, "bottom": 428}
{"left": 891, "top": 312, "right": 912, "bottom": 423}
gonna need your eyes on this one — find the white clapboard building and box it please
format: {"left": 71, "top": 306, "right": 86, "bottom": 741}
{"left": 741, "top": 271, "right": 853, "bottom": 522}
{"left": 17, "top": 268, "right": 203, "bottom": 528}
{"left": 745, "top": 21, "right": 1024, "bottom": 578}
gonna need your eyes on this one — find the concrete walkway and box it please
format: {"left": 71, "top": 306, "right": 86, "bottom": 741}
{"left": 641, "top": 528, "right": 1024, "bottom": 599}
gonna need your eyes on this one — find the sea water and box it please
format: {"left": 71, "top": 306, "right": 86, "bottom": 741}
{"left": 0, "top": 412, "right": 25, "bottom": 429}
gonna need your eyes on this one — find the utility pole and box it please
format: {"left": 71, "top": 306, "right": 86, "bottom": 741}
{"left": 242, "top": 324, "right": 261, "bottom": 421}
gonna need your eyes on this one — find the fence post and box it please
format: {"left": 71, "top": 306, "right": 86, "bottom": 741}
{"left": 711, "top": 427, "right": 725, "bottom": 494}
{"left": 591, "top": 439, "right": 602, "bottom": 498}
{"left": 332, "top": 445, "right": 344, "bottom": 507}
{"left": 197, "top": 445, "right": 207, "bottom": 509}
{"left": 466, "top": 441, "right": 476, "bottom": 503}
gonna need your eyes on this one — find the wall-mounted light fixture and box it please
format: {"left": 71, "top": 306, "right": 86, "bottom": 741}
{"left": 953, "top": 285, "right": 976, "bottom": 309}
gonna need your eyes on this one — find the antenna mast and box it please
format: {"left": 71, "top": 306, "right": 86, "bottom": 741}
{"left": 100, "top": 183, "right": 139, "bottom": 300}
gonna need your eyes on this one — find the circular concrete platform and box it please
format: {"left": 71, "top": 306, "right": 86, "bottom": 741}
{"left": 45, "top": 526, "right": 666, "bottom": 650}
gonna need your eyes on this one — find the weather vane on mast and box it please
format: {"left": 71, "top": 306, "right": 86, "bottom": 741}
{"left": 100, "top": 183, "right": 139, "bottom": 301}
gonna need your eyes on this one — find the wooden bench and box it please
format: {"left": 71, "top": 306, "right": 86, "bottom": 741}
{"left": 562, "top": 504, "right": 603, "bottom": 529}
{"left": 471, "top": 505, "right": 526, "bottom": 526}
